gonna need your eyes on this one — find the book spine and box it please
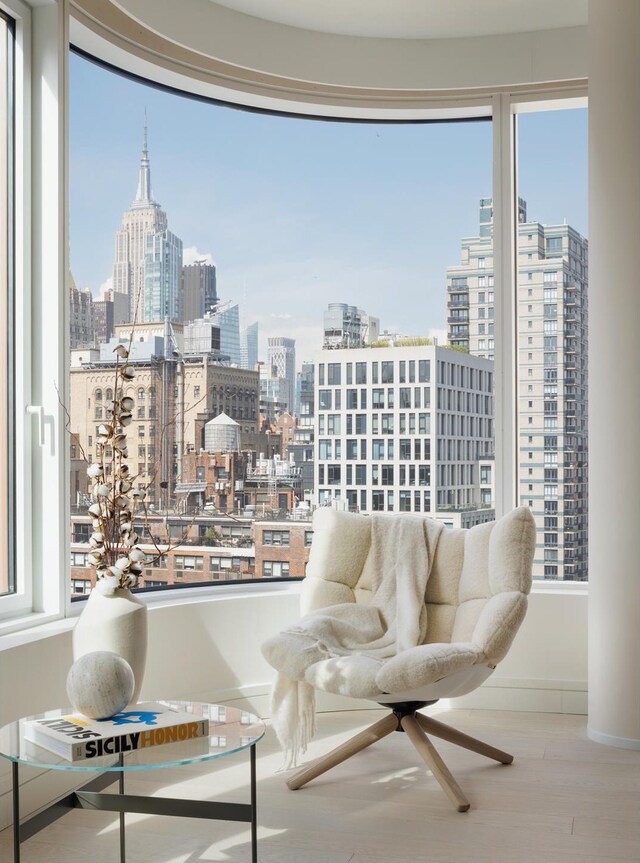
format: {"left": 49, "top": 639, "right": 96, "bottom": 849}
{"left": 80, "top": 718, "right": 209, "bottom": 760}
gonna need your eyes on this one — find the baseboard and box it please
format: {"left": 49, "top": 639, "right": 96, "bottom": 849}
{"left": 0, "top": 676, "right": 587, "bottom": 834}
{"left": 587, "top": 726, "right": 640, "bottom": 750}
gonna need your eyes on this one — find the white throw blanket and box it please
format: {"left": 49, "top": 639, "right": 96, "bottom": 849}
{"left": 270, "top": 514, "right": 443, "bottom": 768}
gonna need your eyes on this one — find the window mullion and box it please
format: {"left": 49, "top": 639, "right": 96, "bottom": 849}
{"left": 492, "top": 93, "right": 518, "bottom": 517}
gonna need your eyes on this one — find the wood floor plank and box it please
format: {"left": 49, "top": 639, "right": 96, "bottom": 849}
{"left": 0, "top": 708, "right": 637, "bottom": 863}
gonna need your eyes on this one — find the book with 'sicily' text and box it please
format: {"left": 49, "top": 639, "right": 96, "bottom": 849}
{"left": 24, "top": 702, "right": 209, "bottom": 761}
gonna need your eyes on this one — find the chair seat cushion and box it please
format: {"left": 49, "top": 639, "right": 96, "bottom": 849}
{"left": 304, "top": 654, "right": 386, "bottom": 699}
{"left": 298, "top": 642, "right": 483, "bottom": 700}
{"left": 375, "top": 642, "right": 483, "bottom": 694}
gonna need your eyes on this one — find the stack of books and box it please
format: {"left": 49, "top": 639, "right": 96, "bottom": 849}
{"left": 25, "top": 702, "right": 209, "bottom": 762}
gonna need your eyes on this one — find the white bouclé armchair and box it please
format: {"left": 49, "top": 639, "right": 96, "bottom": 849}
{"left": 262, "top": 505, "right": 536, "bottom": 811}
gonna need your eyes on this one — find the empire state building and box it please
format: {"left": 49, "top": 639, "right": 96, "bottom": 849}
{"left": 112, "top": 123, "right": 183, "bottom": 323}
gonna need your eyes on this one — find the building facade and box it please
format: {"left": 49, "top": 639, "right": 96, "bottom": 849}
{"left": 211, "top": 303, "right": 242, "bottom": 366}
{"left": 240, "top": 321, "right": 259, "bottom": 370}
{"left": 144, "top": 229, "right": 183, "bottom": 322}
{"left": 267, "top": 336, "right": 296, "bottom": 414}
{"left": 314, "top": 344, "right": 494, "bottom": 522}
{"left": 323, "top": 303, "right": 380, "bottom": 349}
{"left": 69, "top": 275, "right": 94, "bottom": 349}
{"left": 112, "top": 124, "right": 183, "bottom": 323}
{"left": 446, "top": 198, "right": 588, "bottom": 580}
{"left": 93, "top": 289, "right": 129, "bottom": 345}
{"left": 181, "top": 261, "right": 217, "bottom": 322}
{"left": 69, "top": 346, "right": 260, "bottom": 507}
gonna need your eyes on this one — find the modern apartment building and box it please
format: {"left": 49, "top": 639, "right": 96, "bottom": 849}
{"left": 446, "top": 198, "right": 588, "bottom": 580}
{"left": 323, "top": 303, "right": 380, "bottom": 349}
{"left": 267, "top": 336, "right": 296, "bottom": 413}
{"left": 314, "top": 345, "right": 494, "bottom": 523}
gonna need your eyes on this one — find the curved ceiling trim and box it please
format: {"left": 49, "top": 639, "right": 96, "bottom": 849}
{"left": 70, "top": 0, "right": 586, "bottom": 118}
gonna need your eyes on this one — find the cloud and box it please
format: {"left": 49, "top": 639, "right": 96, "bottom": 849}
{"left": 93, "top": 276, "right": 113, "bottom": 299}
{"left": 183, "top": 246, "right": 216, "bottom": 267}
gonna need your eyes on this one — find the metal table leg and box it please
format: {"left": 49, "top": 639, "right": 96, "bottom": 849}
{"left": 119, "top": 754, "right": 125, "bottom": 863}
{"left": 250, "top": 745, "right": 257, "bottom": 863}
{"left": 12, "top": 761, "right": 20, "bottom": 863}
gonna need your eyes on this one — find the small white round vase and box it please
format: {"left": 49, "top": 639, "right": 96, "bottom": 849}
{"left": 73, "top": 588, "right": 148, "bottom": 705}
{"left": 66, "top": 651, "right": 134, "bottom": 719}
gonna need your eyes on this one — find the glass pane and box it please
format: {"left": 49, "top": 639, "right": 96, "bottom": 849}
{"left": 69, "top": 51, "right": 492, "bottom": 596}
{"left": 517, "top": 108, "right": 588, "bottom": 581}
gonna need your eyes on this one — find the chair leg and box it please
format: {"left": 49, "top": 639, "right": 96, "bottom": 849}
{"left": 400, "top": 715, "right": 471, "bottom": 812}
{"left": 415, "top": 712, "right": 514, "bottom": 765}
{"left": 287, "top": 713, "right": 399, "bottom": 791}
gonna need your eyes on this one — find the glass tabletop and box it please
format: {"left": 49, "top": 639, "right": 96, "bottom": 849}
{"left": 0, "top": 701, "right": 265, "bottom": 772}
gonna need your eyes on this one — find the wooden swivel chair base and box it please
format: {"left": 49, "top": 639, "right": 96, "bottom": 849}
{"left": 286, "top": 701, "right": 513, "bottom": 812}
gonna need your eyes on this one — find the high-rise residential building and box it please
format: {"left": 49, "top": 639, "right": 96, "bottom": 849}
{"left": 211, "top": 303, "right": 241, "bottom": 365}
{"left": 314, "top": 345, "right": 494, "bottom": 526}
{"left": 112, "top": 122, "right": 183, "bottom": 323}
{"left": 267, "top": 337, "right": 295, "bottom": 413}
{"left": 181, "top": 262, "right": 217, "bottom": 322}
{"left": 323, "top": 303, "right": 380, "bottom": 349}
{"left": 240, "top": 321, "right": 259, "bottom": 370}
{"left": 69, "top": 274, "right": 94, "bottom": 349}
{"left": 446, "top": 198, "right": 588, "bottom": 580}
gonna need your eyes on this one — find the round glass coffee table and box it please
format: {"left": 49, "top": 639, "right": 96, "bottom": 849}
{"left": 0, "top": 701, "right": 265, "bottom": 863}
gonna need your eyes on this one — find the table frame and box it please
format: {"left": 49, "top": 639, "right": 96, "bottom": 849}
{"left": 11, "top": 745, "right": 258, "bottom": 863}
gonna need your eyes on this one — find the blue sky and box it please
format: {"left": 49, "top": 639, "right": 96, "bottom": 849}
{"left": 70, "top": 53, "right": 587, "bottom": 361}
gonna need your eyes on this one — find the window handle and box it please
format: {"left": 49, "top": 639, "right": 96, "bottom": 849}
{"left": 26, "top": 404, "right": 46, "bottom": 446}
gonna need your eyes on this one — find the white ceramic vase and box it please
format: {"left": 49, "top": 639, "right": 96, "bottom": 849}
{"left": 73, "top": 588, "right": 148, "bottom": 705}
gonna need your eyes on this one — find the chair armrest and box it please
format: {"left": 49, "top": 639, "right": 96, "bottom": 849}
{"left": 472, "top": 591, "right": 528, "bottom": 665}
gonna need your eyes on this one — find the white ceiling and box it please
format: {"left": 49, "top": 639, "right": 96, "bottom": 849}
{"left": 208, "top": 0, "right": 587, "bottom": 40}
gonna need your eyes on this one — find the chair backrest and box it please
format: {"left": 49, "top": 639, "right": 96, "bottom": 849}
{"left": 301, "top": 506, "right": 535, "bottom": 665}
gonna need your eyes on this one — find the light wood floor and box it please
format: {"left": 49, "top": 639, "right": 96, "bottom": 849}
{"left": 2, "top": 707, "right": 639, "bottom": 863}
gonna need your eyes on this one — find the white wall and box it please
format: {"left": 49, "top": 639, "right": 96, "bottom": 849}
{"left": 0, "top": 587, "right": 586, "bottom": 830}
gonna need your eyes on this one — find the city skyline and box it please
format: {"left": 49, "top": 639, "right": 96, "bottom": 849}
{"left": 69, "top": 53, "right": 587, "bottom": 366}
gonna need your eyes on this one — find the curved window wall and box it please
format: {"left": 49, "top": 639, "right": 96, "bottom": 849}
{"left": 0, "top": 9, "right": 588, "bottom": 626}
{"left": 68, "top": 51, "right": 495, "bottom": 595}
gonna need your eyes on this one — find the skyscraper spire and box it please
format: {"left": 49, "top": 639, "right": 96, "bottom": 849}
{"left": 134, "top": 110, "right": 154, "bottom": 206}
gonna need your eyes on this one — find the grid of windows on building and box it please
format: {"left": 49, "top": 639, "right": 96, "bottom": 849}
{"left": 446, "top": 197, "right": 588, "bottom": 580}
{"left": 315, "top": 345, "right": 494, "bottom": 529}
